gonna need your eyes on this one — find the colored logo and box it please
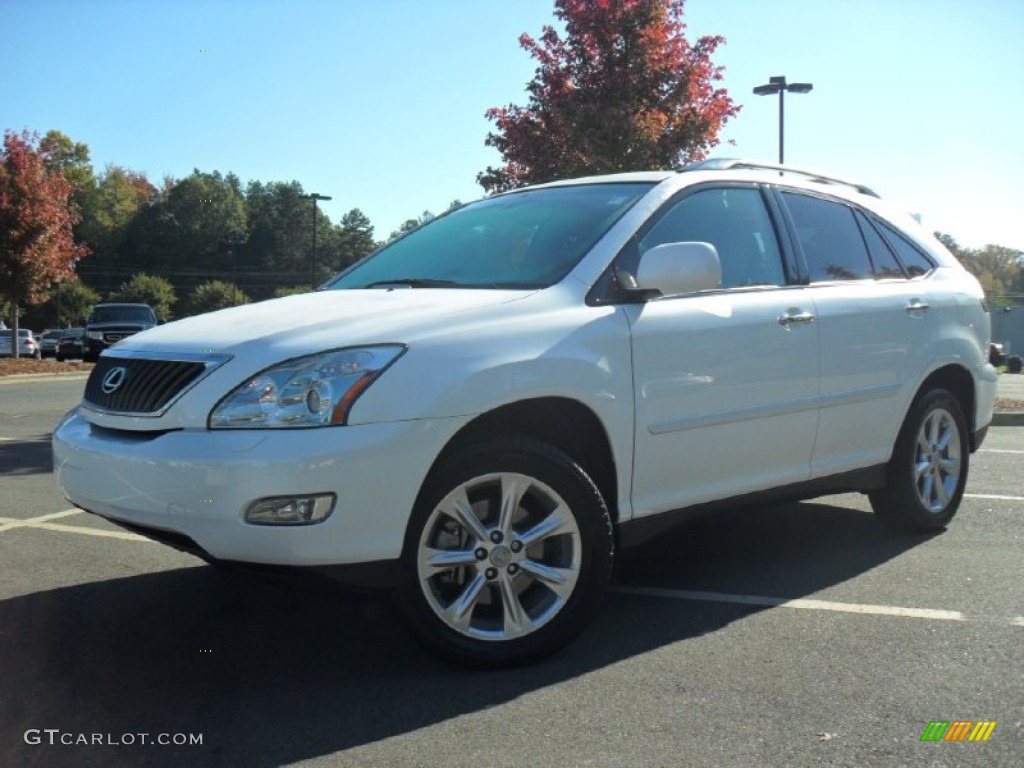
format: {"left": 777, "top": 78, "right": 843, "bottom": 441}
{"left": 920, "top": 720, "right": 996, "bottom": 742}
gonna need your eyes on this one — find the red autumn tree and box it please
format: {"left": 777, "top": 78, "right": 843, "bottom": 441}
{"left": 479, "top": 0, "right": 739, "bottom": 193}
{"left": 0, "top": 129, "right": 90, "bottom": 354}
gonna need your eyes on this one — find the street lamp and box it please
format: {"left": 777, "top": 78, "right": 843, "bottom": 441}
{"left": 752, "top": 75, "right": 813, "bottom": 165}
{"left": 304, "top": 192, "right": 332, "bottom": 289}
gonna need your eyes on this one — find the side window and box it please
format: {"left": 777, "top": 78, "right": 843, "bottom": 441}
{"left": 782, "top": 192, "right": 873, "bottom": 281}
{"left": 854, "top": 211, "right": 905, "bottom": 279}
{"left": 637, "top": 187, "right": 786, "bottom": 288}
{"left": 877, "top": 222, "right": 936, "bottom": 277}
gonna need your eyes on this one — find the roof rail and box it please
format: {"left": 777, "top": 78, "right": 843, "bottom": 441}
{"left": 680, "top": 158, "right": 879, "bottom": 198}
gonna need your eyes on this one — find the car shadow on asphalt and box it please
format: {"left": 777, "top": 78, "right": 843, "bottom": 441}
{"left": 0, "top": 500, "right": 936, "bottom": 767}
{"left": 0, "top": 435, "right": 52, "bottom": 476}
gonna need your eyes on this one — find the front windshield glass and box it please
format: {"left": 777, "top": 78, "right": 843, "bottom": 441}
{"left": 328, "top": 183, "right": 653, "bottom": 290}
{"left": 89, "top": 307, "right": 154, "bottom": 324}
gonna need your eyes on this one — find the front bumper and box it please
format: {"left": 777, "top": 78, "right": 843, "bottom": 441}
{"left": 53, "top": 409, "right": 469, "bottom": 566}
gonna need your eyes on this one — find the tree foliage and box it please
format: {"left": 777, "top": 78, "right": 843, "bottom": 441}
{"left": 109, "top": 273, "right": 177, "bottom": 321}
{"left": 122, "top": 170, "right": 247, "bottom": 275}
{"left": 186, "top": 280, "right": 249, "bottom": 316}
{"left": 0, "top": 130, "right": 90, "bottom": 350}
{"left": 335, "top": 208, "right": 377, "bottom": 271}
{"left": 937, "top": 232, "right": 1023, "bottom": 300}
{"left": 49, "top": 278, "right": 101, "bottom": 327}
{"left": 39, "top": 130, "right": 95, "bottom": 219}
{"left": 478, "top": 0, "right": 738, "bottom": 192}
{"left": 77, "top": 164, "right": 157, "bottom": 264}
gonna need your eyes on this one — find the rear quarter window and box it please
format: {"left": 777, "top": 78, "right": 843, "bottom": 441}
{"left": 782, "top": 192, "right": 874, "bottom": 281}
{"left": 876, "top": 222, "right": 936, "bottom": 277}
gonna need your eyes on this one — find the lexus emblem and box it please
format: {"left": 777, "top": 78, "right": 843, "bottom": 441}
{"left": 101, "top": 366, "right": 128, "bottom": 394}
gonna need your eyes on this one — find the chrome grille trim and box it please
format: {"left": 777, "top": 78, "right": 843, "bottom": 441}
{"left": 83, "top": 352, "right": 231, "bottom": 417}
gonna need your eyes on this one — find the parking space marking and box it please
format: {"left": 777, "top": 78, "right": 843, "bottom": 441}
{"left": 0, "top": 509, "right": 83, "bottom": 532}
{"left": 612, "top": 585, "right": 1024, "bottom": 628}
{"left": 978, "top": 448, "right": 1024, "bottom": 454}
{"left": 28, "top": 521, "right": 153, "bottom": 542}
{"left": 965, "top": 493, "right": 1024, "bottom": 502}
{"left": 0, "top": 509, "right": 152, "bottom": 542}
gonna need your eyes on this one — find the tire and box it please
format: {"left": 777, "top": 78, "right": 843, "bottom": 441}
{"left": 396, "top": 438, "right": 614, "bottom": 667}
{"left": 870, "top": 389, "right": 969, "bottom": 533}
{"left": 56, "top": 355, "right": 64, "bottom": 362}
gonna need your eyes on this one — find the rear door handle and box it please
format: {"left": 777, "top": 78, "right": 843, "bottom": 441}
{"left": 905, "top": 299, "right": 930, "bottom": 314}
{"left": 778, "top": 310, "right": 815, "bottom": 327}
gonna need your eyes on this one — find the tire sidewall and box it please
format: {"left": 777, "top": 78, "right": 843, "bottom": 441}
{"left": 886, "top": 389, "right": 969, "bottom": 530}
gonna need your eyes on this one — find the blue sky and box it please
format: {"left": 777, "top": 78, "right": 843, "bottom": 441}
{"left": 4, "top": 0, "right": 1023, "bottom": 250}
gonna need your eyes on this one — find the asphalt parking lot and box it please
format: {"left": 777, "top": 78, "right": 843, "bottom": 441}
{"left": 1, "top": 375, "right": 1021, "bottom": 768}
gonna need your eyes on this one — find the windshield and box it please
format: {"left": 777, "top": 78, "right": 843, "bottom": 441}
{"left": 327, "top": 183, "right": 653, "bottom": 290}
{"left": 89, "top": 307, "right": 155, "bottom": 324}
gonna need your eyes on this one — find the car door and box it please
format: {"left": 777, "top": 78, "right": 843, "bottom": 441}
{"left": 622, "top": 185, "right": 820, "bottom": 518}
{"left": 776, "top": 190, "right": 934, "bottom": 478}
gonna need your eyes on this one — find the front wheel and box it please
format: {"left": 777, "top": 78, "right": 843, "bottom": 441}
{"left": 870, "top": 389, "right": 969, "bottom": 533}
{"left": 396, "top": 438, "right": 613, "bottom": 667}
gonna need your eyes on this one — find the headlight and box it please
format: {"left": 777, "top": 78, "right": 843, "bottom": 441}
{"left": 208, "top": 345, "right": 405, "bottom": 429}
{"left": 87, "top": 330, "right": 103, "bottom": 340}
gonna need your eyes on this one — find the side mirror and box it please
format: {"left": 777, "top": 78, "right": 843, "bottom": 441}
{"left": 633, "top": 241, "right": 721, "bottom": 297}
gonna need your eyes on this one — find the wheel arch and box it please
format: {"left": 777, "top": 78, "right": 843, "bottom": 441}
{"left": 914, "top": 364, "right": 978, "bottom": 450}
{"left": 424, "top": 397, "right": 620, "bottom": 526}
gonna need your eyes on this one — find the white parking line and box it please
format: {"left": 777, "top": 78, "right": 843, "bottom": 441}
{"left": 29, "top": 521, "right": 153, "bottom": 542}
{"left": 965, "top": 493, "right": 1024, "bottom": 502}
{"left": 0, "top": 509, "right": 82, "bottom": 532}
{"left": 978, "top": 448, "right": 1024, "bottom": 455}
{"left": 612, "top": 585, "right": 1024, "bottom": 628}
{"left": 0, "top": 508, "right": 154, "bottom": 542}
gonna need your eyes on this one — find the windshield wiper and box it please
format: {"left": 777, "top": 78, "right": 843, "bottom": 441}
{"left": 361, "top": 278, "right": 461, "bottom": 289}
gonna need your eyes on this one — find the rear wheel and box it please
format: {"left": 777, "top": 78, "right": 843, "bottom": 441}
{"left": 396, "top": 438, "right": 613, "bottom": 667}
{"left": 870, "top": 389, "right": 969, "bottom": 532}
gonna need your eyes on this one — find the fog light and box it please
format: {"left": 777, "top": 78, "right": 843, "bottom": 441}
{"left": 244, "top": 494, "right": 335, "bottom": 525}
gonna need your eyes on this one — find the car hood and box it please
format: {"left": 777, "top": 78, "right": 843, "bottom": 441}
{"left": 110, "top": 288, "right": 535, "bottom": 362}
{"left": 88, "top": 321, "right": 154, "bottom": 330}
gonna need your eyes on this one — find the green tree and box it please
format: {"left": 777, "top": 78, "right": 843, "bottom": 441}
{"left": 479, "top": 0, "right": 738, "bottom": 192}
{"left": 109, "top": 273, "right": 177, "bottom": 321}
{"left": 39, "top": 130, "right": 95, "bottom": 221}
{"left": 78, "top": 165, "right": 156, "bottom": 264}
{"left": 50, "top": 278, "right": 101, "bottom": 327}
{"left": 185, "top": 280, "right": 249, "bottom": 316}
{"left": 243, "top": 180, "right": 314, "bottom": 293}
{"left": 122, "top": 170, "right": 246, "bottom": 276}
{"left": 937, "top": 232, "right": 1023, "bottom": 302}
{"left": 272, "top": 286, "right": 309, "bottom": 298}
{"left": 0, "top": 129, "right": 90, "bottom": 353}
{"left": 334, "top": 208, "right": 377, "bottom": 272}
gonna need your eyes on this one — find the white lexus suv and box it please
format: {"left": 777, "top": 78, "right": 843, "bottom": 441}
{"left": 53, "top": 159, "right": 997, "bottom": 665}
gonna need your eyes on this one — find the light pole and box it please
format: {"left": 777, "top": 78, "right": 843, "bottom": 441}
{"left": 753, "top": 75, "right": 813, "bottom": 164}
{"left": 304, "top": 193, "right": 332, "bottom": 289}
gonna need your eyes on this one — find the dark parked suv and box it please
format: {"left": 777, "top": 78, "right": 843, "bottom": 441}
{"left": 84, "top": 303, "right": 158, "bottom": 362}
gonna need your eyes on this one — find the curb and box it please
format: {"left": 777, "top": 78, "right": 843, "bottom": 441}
{"left": 992, "top": 411, "right": 1024, "bottom": 427}
{"left": 0, "top": 371, "right": 91, "bottom": 384}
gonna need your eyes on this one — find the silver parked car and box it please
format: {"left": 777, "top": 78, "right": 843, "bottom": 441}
{"left": 0, "top": 329, "right": 42, "bottom": 359}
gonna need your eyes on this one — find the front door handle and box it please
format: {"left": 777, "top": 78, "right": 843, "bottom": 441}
{"left": 778, "top": 310, "right": 815, "bottom": 326}
{"left": 905, "top": 299, "right": 930, "bottom": 314}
